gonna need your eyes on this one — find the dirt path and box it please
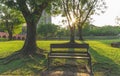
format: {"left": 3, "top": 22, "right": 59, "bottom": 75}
{"left": 40, "top": 64, "right": 90, "bottom": 76}
{"left": 41, "top": 71, "right": 90, "bottom": 76}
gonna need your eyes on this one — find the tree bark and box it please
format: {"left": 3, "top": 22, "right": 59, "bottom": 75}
{"left": 70, "top": 26, "right": 75, "bottom": 43}
{"left": 78, "top": 26, "right": 84, "bottom": 41}
{"left": 16, "top": 0, "right": 52, "bottom": 55}
{"left": 21, "top": 21, "right": 37, "bottom": 55}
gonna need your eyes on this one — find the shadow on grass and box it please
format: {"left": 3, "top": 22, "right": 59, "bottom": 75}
{"left": 0, "top": 55, "right": 47, "bottom": 75}
{"left": 90, "top": 47, "right": 120, "bottom": 76}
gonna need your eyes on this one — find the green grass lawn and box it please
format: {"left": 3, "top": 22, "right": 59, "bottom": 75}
{"left": 0, "top": 39, "right": 120, "bottom": 76}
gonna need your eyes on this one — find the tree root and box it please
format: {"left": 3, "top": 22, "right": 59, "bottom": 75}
{"left": 0, "top": 47, "right": 46, "bottom": 65}
{"left": 0, "top": 51, "right": 22, "bottom": 65}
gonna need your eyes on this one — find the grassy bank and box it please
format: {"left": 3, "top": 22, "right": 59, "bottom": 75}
{"left": 0, "top": 39, "right": 120, "bottom": 76}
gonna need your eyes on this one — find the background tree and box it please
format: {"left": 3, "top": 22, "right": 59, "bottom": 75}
{"left": 79, "top": 22, "right": 91, "bottom": 36}
{"left": 0, "top": 0, "right": 54, "bottom": 56}
{"left": 37, "top": 23, "right": 59, "bottom": 39}
{"left": 89, "top": 25, "right": 120, "bottom": 36}
{"left": 56, "top": 28, "right": 67, "bottom": 39}
{"left": 0, "top": 4, "right": 25, "bottom": 40}
{"left": 54, "top": 0, "right": 107, "bottom": 41}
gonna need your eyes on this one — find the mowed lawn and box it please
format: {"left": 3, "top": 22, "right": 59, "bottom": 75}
{"left": 0, "top": 39, "right": 120, "bottom": 76}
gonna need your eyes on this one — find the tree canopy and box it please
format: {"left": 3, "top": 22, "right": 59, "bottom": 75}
{"left": 0, "top": 4, "right": 25, "bottom": 40}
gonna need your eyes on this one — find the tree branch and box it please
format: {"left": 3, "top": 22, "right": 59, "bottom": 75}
{"left": 16, "top": 0, "right": 31, "bottom": 22}
{"left": 81, "top": 0, "right": 97, "bottom": 26}
{"left": 32, "top": 0, "right": 53, "bottom": 23}
{"left": 62, "top": 0, "right": 72, "bottom": 29}
{"left": 66, "top": 0, "right": 72, "bottom": 21}
{"left": 72, "top": 0, "right": 77, "bottom": 17}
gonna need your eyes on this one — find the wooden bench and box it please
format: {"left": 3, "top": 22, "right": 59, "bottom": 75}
{"left": 47, "top": 43, "right": 93, "bottom": 75}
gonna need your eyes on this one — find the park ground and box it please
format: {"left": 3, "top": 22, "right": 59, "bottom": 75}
{"left": 0, "top": 39, "right": 120, "bottom": 76}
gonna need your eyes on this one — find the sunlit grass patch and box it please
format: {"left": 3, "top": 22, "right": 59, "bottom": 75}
{"left": 0, "top": 41, "right": 24, "bottom": 58}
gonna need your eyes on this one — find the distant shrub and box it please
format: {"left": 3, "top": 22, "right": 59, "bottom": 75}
{"left": 0, "top": 38, "right": 8, "bottom": 41}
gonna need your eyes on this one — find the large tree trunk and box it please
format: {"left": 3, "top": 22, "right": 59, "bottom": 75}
{"left": 21, "top": 21, "right": 37, "bottom": 55}
{"left": 78, "top": 26, "right": 84, "bottom": 41}
{"left": 70, "top": 27, "right": 75, "bottom": 43}
{"left": 16, "top": 0, "right": 51, "bottom": 56}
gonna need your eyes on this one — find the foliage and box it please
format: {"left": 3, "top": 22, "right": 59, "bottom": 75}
{"left": 37, "top": 25, "right": 71, "bottom": 40}
{"left": 56, "top": 28, "right": 69, "bottom": 38}
{"left": 0, "top": 4, "right": 25, "bottom": 28}
{"left": 0, "top": 38, "right": 8, "bottom": 41}
{"left": 0, "top": 4, "right": 25, "bottom": 40}
{"left": 64, "top": 23, "right": 120, "bottom": 37}
{"left": 80, "top": 22, "right": 92, "bottom": 36}
{"left": 0, "top": 0, "right": 54, "bottom": 23}
{"left": 89, "top": 25, "right": 120, "bottom": 36}
{"left": 76, "top": 23, "right": 120, "bottom": 36}
{"left": 37, "top": 24, "right": 120, "bottom": 39}
{"left": 37, "top": 23, "right": 59, "bottom": 39}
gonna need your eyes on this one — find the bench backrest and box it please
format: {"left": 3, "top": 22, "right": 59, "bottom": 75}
{"left": 50, "top": 43, "right": 89, "bottom": 52}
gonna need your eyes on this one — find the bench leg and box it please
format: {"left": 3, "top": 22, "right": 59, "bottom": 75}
{"left": 88, "top": 58, "right": 94, "bottom": 76}
{"left": 47, "top": 57, "right": 50, "bottom": 71}
{"left": 48, "top": 57, "right": 53, "bottom": 72}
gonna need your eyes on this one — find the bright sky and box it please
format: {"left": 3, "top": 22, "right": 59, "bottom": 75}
{"left": 52, "top": 0, "right": 120, "bottom": 26}
{"left": 91, "top": 0, "right": 120, "bottom": 26}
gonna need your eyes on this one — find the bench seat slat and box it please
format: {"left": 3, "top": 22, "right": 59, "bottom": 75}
{"left": 51, "top": 51, "right": 88, "bottom": 53}
{"left": 49, "top": 55, "right": 90, "bottom": 59}
{"left": 49, "top": 53, "right": 88, "bottom": 56}
{"left": 51, "top": 44, "right": 89, "bottom": 48}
